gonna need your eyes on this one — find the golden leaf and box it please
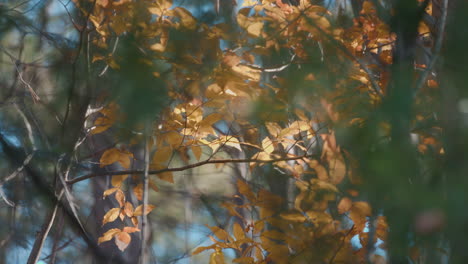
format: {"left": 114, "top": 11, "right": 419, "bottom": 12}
{"left": 280, "top": 211, "right": 307, "bottom": 222}
{"left": 98, "top": 228, "right": 120, "bottom": 244}
{"left": 237, "top": 179, "right": 256, "bottom": 202}
{"left": 102, "top": 208, "right": 121, "bottom": 225}
{"left": 247, "top": 21, "right": 263, "bottom": 37}
{"left": 115, "top": 231, "right": 131, "bottom": 251}
{"left": 111, "top": 174, "right": 128, "bottom": 187}
{"left": 233, "top": 222, "right": 246, "bottom": 240}
{"left": 209, "top": 249, "right": 225, "bottom": 264}
{"left": 100, "top": 148, "right": 133, "bottom": 169}
{"left": 265, "top": 122, "right": 282, "bottom": 137}
{"left": 153, "top": 146, "right": 172, "bottom": 165}
{"left": 199, "top": 113, "right": 223, "bottom": 127}
{"left": 133, "top": 204, "right": 156, "bottom": 216}
{"left": 191, "top": 145, "right": 202, "bottom": 161}
{"left": 207, "top": 226, "right": 230, "bottom": 241}
{"left": 261, "top": 137, "right": 274, "bottom": 154}
{"left": 103, "top": 187, "right": 119, "bottom": 198}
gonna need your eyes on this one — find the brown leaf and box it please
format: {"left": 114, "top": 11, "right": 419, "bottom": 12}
{"left": 338, "top": 197, "right": 352, "bottom": 214}
{"left": 102, "top": 208, "right": 121, "bottom": 225}
{"left": 157, "top": 171, "right": 174, "bottom": 183}
{"left": 236, "top": 179, "right": 256, "bottom": 202}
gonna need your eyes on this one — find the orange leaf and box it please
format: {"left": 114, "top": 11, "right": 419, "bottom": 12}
{"left": 124, "top": 202, "right": 134, "bottom": 217}
{"left": 115, "top": 189, "right": 125, "bottom": 207}
{"left": 114, "top": 231, "right": 131, "bottom": 251}
{"left": 123, "top": 226, "right": 140, "bottom": 233}
{"left": 133, "top": 183, "right": 143, "bottom": 201}
{"left": 102, "top": 208, "right": 121, "bottom": 225}
{"left": 133, "top": 204, "right": 156, "bottom": 216}
{"left": 338, "top": 197, "right": 352, "bottom": 214}
{"left": 98, "top": 228, "right": 121, "bottom": 244}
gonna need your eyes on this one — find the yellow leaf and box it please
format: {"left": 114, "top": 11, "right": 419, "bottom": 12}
{"left": 265, "top": 122, "right": 281, "bottom": 137}
{"left": 111, "top": 174, "right": 128, "bottom": 187}
{"left": 114, "top": 231, "right": 131, "bottom": 251}
{"left": 199, "top": 113, "right": 223, "bottom": 127}
{"left": 233, "top": 222, "right": 246, "bottom": 240}
{"left": 102, "top": 208, "right": 121, "bottom": 225}
{"left": 133, "top": 204, "right": 156, "bottom": 216}
{"left": 209, "top": 249, "right": 225, "bottom": 264}
{"left": 242, "top": 0, "right": 257, "bottom": 7}
{"left": 100, "top": 148, "right": 133, "bottom": 169}
{"left": 231, "top": 64, "right": 261, "bottom": 82}
{"left": 191, "top": 145, "right": 202, "bottom": 161}
{"left": 172, "top": 7, "right": 197, "bottom": 30}
{"left": 219, "top": 136, "right": 242, "bottom": 151}
{"left": 98, "top": 228, "right": 120, "bottom": 244}
{"left": 247, "top": 21, "right": 263, "bottom": 37}
{"left": 261, "top": 137, "right": 274, "bottom": 154}
{"left": 153, "top": 146, "right": 172, "bottom": 165}
{"left": 280, "top": 211, "right": 307, "bottom": 222}
{"left": 207, "top": 226, "right": 230, "bottom": 241}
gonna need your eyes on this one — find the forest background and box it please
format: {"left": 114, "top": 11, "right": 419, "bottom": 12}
{"left": 0, "top": 0, "right": 466, "bottom": 263}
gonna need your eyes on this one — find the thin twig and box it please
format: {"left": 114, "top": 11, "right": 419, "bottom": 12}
{"left": 67, "top": 153, "right": 315, "bottom": 185}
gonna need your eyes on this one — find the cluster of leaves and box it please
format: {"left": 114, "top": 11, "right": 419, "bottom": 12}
{"left": 70, "top": 0, "right": 444, "bottom": 261}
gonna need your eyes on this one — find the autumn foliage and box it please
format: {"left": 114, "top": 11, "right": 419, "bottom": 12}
{"left": 0, "top": 0, "right": 459, "bottom": 263}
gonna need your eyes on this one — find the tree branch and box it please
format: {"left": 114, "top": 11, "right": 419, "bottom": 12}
{"left": 67, "top": 154, "right": 315, "bottom": 185}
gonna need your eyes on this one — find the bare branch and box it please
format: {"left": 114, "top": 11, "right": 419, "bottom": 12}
{"left": 67, "top": 153, "right": 315, "bottom": 185}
